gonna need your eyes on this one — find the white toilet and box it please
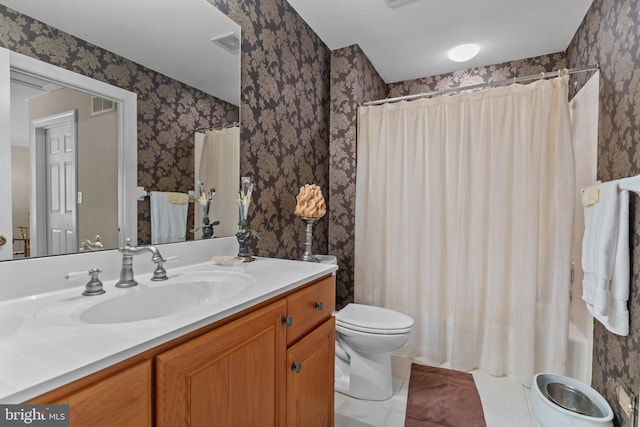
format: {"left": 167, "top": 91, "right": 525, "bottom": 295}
{"left": 334, "top": 303, "right": 414, "bottom": 401}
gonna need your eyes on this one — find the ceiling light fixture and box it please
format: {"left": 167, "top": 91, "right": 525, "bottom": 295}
{"left": 447, "top": 43, "right": 480, "bottom": 62}
{"left": 211, "top": 33, "right": 240, "bottom": 54}
{"left": 384, "top": 0, "right": 420, "bottom": 9}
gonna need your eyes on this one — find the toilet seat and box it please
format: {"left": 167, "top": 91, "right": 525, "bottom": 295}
{"left": 335, "top": 303, "right": 414, "bottom": 335}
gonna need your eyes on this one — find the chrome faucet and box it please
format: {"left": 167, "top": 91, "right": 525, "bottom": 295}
{"left": 115, "top": 239, "right": 169, "bottom": 288}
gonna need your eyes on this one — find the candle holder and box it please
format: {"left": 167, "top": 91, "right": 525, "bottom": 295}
{"left": 298, "top": 217, "right": 320, "bottom": 262}
{"left": 201, "top": 219, "right": 214, "bottom": 240}
{"left": 236, "top": 221, "right": 255, "bottom": 262}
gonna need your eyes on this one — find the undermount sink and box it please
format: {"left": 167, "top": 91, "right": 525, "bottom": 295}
{"left": 79, "top": 271, "right": 253, "bottom": 324}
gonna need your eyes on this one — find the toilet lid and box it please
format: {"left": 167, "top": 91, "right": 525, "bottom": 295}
{"left": 334, "top": 303, "right": 414, "bottom": 333}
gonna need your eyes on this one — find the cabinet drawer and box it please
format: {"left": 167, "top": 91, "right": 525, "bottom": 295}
{"left": 287, "top": 275, "right": 335, "bottom": 345}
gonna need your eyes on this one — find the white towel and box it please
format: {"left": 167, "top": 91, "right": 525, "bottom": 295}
{"left": 581, "top": 180, "right": 629, "bottom": 336}
{"left": 150, "top": 191, "right": 188, "bottom": 244}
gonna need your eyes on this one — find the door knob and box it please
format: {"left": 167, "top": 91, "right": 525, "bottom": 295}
{"left": 0, "top": 235, "right": 6, "bottom": 246}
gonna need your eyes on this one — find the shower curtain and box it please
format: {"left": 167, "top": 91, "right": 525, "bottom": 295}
{"left": 196, "top": 126, "right": 240, "bottom": 237}
{"left": 355, "top": 76, "right": 574, "bottom": 384}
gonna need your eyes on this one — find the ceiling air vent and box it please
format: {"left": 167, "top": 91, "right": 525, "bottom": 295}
{"left": 211, "top": 33, "right": 240, "bottom": 54}
{"left": 384, "top": 0, "right": 419, "bottom": 8}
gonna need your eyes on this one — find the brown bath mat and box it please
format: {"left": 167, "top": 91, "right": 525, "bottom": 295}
{"left": 405, "top": 364, "right": 486, "bottom": 427}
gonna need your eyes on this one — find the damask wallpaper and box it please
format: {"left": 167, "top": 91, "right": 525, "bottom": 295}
{"left": 210, "top": 0, "right": 331, "bottom": 260}
{"left": 387, "top": 53, "right": 566, "bottom": 97}
{"left": 0, "top": 4, "right": 239, "bottom": 245}
{"left": 567, "top": 0, "right": 640, "bottom": 425}
{"left": 329, "top": 44, "right": 386, "bottom": 309}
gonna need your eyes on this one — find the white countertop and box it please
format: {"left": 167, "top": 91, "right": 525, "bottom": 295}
{"left": 0, "top": 257, "right": 337, "bottom": 403}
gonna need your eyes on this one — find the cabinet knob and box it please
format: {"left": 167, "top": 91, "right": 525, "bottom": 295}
{"left": 282, "top": 315, "right": 293, "bottom": 327}
{"left": 291, "top": 362, "right": 302, "bottom": 373}
{"left": 314, "top": 301, "right": 324, "bottom": 311}
{"left": 0, "top": 235, "right": 6, "bottom": 246}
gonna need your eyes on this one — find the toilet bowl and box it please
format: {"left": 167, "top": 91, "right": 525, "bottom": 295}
{"left": 334, "top": 303, "right": 413, "bottom": 401}
{"left": 531, "top": 373, "right": 613, "bottom": 427}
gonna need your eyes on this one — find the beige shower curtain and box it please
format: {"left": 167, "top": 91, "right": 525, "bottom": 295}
{"left": 355, "top": 76, "right": 574, "bottom": 384}
{"left": 196, "top": 127, "right": 240, "bottom": 237}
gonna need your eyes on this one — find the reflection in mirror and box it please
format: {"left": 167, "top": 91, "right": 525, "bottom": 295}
{"left": 0, "top": 1, "right": 241, "bottom": 261}
{"left": 1, "top": 48, "right": 138, "bottom": 261}
{"left": 11, "top": 73, "right": 119, "bottom": 257}
{"left": 194, "top": 125, "right": 240, "bottom": 239}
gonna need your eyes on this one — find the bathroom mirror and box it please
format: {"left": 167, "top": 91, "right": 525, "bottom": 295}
{"left": 0, "top": 0, "right": 241, "bottom": 261}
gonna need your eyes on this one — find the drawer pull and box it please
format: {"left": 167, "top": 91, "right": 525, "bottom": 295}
{"left": 291, "top": 362, "right": 302, "bottom": 373}
{"left": 314, "top": 301, "right": 324, "bottom": 311}
{"left": 282, "top": 315, "right": 293, "bottom": 327}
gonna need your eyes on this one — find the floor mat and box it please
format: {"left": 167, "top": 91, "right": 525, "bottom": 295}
{"left": 405, "top": 364, "right": 486, "bottom": 427}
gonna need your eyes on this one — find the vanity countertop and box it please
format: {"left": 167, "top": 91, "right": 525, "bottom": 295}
{"left": 0, "top": 257, "right": 337, "bottom": 403}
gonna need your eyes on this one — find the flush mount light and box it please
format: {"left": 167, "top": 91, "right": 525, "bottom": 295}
{"left": 447, "top": 43, "right": 480, "bottom": 62}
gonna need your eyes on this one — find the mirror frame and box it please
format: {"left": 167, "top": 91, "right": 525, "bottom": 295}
{"left": 1, "top": 47, "right": 138, "bottom": 254}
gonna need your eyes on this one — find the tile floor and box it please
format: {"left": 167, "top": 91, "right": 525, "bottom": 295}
{"left": 334, "top": 355, "right": 537, "bottom": 427}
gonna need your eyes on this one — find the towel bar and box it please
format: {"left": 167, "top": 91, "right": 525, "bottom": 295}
{"left": 136, "top": 187, "right": 196, "bottom": 202}
{"left": 618, "top": 175, "right": 640, "bottom": 196}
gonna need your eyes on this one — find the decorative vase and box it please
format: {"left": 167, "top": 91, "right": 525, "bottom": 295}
{"left": 202, "top": 224, "right": 214, "bottom": 239}
{"left": 236, "top": 226, "right": 255, "bottom": 261}
{"left": 298, "top": 217, "right": 320, "bottom": 262}
{"left": 201, "top": 216, "right": 214, "bottom": 239}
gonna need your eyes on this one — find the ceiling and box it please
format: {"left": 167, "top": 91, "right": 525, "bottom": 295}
{"left": 0, "top": 0, "right": 241, "bottom": 106}
{"left": 1, "top": 0, "right": 593, "bottom": 105}
{"left": 286, "top": 0, "right": 594, "bottom": 83}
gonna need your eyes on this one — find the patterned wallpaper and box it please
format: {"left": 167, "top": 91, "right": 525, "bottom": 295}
{"left": 329, "top": 44, "right": 386, "bottom": 309}
{"left": 210, "top": 0, "right": 330, "bottom": 260}
{"left": 567, "top": 0, "right": 640, "bottom": 425}
{"left": 387, "top": 53, "right": 566, "bottom": 97}
{"left": 0, "top": 5, "right": 239, "bottom": 245}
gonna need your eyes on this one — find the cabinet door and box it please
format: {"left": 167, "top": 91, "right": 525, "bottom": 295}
{"left": 287, "top": 317, "right": 335, "bottom": 427}
{"left": 37, "top": 360, "right": 152, "bottom": 427}
{"left": 156, "top": 300, "right": 287, "bottom": 427}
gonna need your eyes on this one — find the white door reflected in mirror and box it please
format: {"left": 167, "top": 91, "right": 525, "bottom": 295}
{"left": 0, "top": 48, "right": 138, "bottom": 260}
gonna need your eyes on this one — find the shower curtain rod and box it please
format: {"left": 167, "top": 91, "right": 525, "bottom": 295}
{"left": 360, "top": 64, "right": 599, "bottom": 106}
{"left": 195, "top": 121, "right": 240, "bottom": 133}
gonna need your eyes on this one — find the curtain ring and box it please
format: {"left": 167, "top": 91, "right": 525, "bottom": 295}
{"left": 562, "top": 68, "right": 569, "bottom": 76}
{"left": 539, "top": 72, "right": 545, "bottom": 80}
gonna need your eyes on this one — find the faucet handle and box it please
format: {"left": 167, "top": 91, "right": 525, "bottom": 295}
{"left": 151, "top": 262, "right": 168, "bottom": 281}
{"left": 66, "top": 270, "right": 89, "bottom": 280}
{"left": 83, "top": 268, "right": 106, "bottom": 296}
{"left": 66, "top": 268, "right": 106, "bottom": 296}
{"left": 150, "top": 255, "right": 177, "bottom": 282}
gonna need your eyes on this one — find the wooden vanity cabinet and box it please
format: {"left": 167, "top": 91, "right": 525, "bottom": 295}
{"left": 28, "top": 274, "right": 336, "bottom": 427}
